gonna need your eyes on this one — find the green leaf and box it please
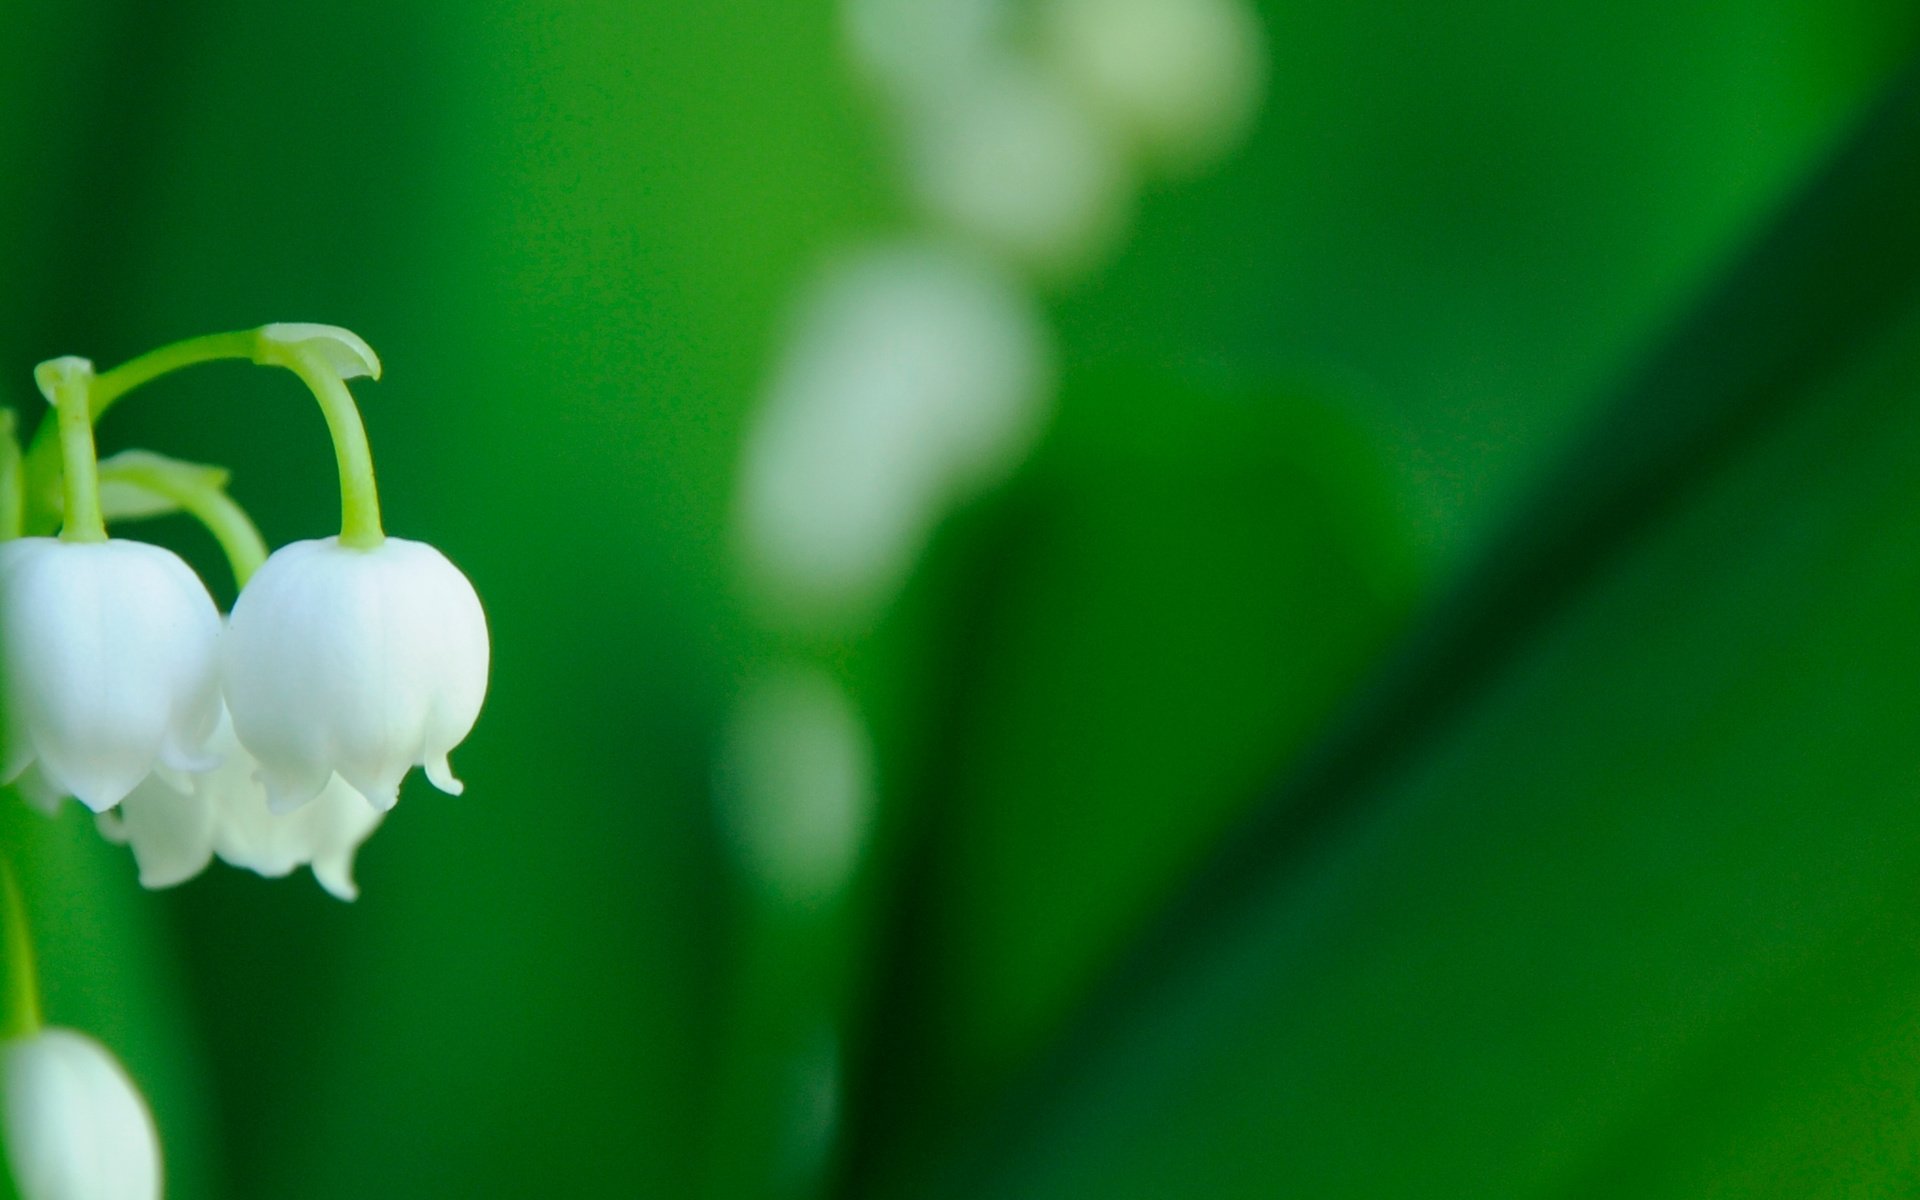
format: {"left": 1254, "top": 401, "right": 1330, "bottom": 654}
{"left": 847, "top": 369, "right": 1418, "bottom": 1168}
{"left": 872, "top": 57, "right": 1920, "bottom": 1200}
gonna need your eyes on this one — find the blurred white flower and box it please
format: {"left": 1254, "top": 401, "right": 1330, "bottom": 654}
{"left": 1, "top": 1027, "right": 160, "bottom": 1200}
{"left": 906, "top": 64, "right": 1132, "bottom": 278}
{"left": 99, "top": 711, "right": 384, "bottom": 901}
{"left": 737, "top": 242, "right": 1051, "bottom": 621}
{"left": 1040, "top": 0, "right": 1267, "bottom": 173}
{"left": 223, "top": 536, "right": 489, "bottom": 813}
{"left": 840, "top": 0, "right": 1010, "bottom": 105}
{"left": 0, "top": 538, "right": 221, "bottom": 814}
{"left": 715, "top": 667, "right": 876, "bottom": 906}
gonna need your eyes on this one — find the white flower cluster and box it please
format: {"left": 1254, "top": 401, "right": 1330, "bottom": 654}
{"left": 737, "top": 0, "right": 1268, "bottom": 629}
{"left": 847, "top": 0, "right": 1267, "bottom": 277}
{"left": 1, "top": 325, "right": 489, "bottom": 900}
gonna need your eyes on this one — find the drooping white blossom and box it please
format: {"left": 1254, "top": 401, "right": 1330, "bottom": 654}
{"left": 905, "top": 63, "right": 1132, "bottom": 278}
{"left": 0, "top": 538, "right": 222, "bottom": 813}
{"left": 737, "top": 241, "right": 1051, "bottom": 622}
{"left": 1, "top": 1027, "right": 161, "bottom": 1200}
{"left": 223, "top": 536, "right": 489, "bottom": 813}
{"left": 99, "top": 711, "right": 384, "bottom": 900}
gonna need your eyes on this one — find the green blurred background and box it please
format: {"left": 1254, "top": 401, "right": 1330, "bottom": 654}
{"left": 4, "top": 0, "right": 1920, "bottom": 1196}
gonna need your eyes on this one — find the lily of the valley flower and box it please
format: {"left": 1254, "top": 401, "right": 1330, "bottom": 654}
{"left": 224, "top": 536, "right": 490, "bottom": 813}
{"left": 0, "top": 538, "right": 221, "bottom": 813}
{"left": 2, "top": 1027, "right": 161, "bottom": 1200}
{"left": 100, "top": 711, "right": 384, "bottom": 901}
{"left": 2, "top": 325, "right": 489, "bottom": 898}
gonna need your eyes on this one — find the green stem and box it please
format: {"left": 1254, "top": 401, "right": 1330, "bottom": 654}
{"left": 19, "top": 326, "right": 387, "bottom": 547}
{"left": 37, "top": 359, "right": 105, "bottom": 543}
{"left": 0, "top": 410, "right": 23, "bottom": 541}
{"left": 91, "top": 329, "right": 259, "bottom": 416}
{"left": 279, "top": 345, "right": 385, "bottom": 548}
{"left": 99, "top": 456, "right": 269, "bottom": 587}
{"left": 21, "top": 330, "right": 256, "bottom": 527}
{"left": 0, "top": 858, "right": 41, "bottom": 1041}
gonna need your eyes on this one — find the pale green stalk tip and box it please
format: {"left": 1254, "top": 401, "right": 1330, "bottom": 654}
{"left": 35, "top": 356, "right": 107, "bottom": 544}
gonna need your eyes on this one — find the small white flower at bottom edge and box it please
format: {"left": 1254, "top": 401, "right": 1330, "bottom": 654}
{"left": 2, "top": 1027, "right": 160, "bottom": 1200}
{"left": 98, "top": 714, "right": 384, "bottom": 901}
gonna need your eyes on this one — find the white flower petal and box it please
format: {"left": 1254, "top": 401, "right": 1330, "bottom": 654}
{"left": 101, "top": 778, "right": 217, "bottom": 890}
{"left": 422, "top": 752, "right": 463, "bottom": 796}
{"left": 0, "top": 539, "right": 222, "bottom": 813}
{"left": 224, "top": 537, "right": 488, "bottom": 813}
{"left": 211, "top": 770, "right": 384, "bottom": 894}
{"left": 2, "top": 1028, "right": 161, "bottom": 1200}
{"left": 104, "top": 713, "right": 386, "bottom": 900}
{"left": 268, "top": 780, "right": 383, "bottom": 903}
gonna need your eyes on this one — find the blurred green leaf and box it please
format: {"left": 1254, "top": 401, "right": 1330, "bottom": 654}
{"left": 869, "top": 56, "right": 1920, "bottom": 1200}
{"left": 1069, "top": 0, "right": 1920, "bottom": 560}
{"left": 844, "top": 370, "right": 1417, "bottom": 1173}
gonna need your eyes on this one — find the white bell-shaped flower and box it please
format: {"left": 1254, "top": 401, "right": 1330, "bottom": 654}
{"left": 0, "top": 538, "right": 222, "bottom": 813}
{"left": 223, "top": 536, "right": 488, "bottom": 813}
{"left": 2, "top": 1027, "right": 161, "bottom": 1200}
{"left": 100, "top": 711, "right": 384, "bottom": 900}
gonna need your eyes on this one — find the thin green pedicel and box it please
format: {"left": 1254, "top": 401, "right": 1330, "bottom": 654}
{"left": 0, "top": 858, "right": 41, "bottom": 1041}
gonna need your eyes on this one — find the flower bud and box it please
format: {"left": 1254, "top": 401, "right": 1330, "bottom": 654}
{"left": 223, "top": 536, "right": 489, "bottom": 813}
{"left": 2, "top": 1027, "right": 161, "bottom": 1200}
{"left": 0, "top": 539, "right": 222, "bottom": 813}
